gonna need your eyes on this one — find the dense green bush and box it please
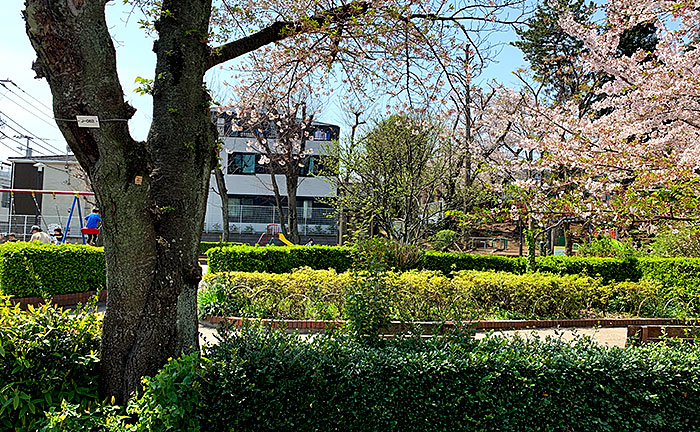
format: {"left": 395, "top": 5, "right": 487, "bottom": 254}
{"left": 206, "top": 245, "right": 354, "bottom": 273}
{"left": 128, "top": 327, "right": 700, "bottom": 432}
{"left": 199, "top": 241, "right": 244, "bottom": 255}
{"left": 352, "top": 237, "right": 424, "bottom": 271}
{"left": 200, "top": 268, "right": 674, "bottom": 320}
{"left": 649, "top": 226, "right": 700, "bottom": 258}
{"left": 429, "top": 229, "right": 457, "bottom": 251}
{"left": 576, "top": 238, "right": 641, "bottom": 259}
{"left": 536, "top": 256, "right": 642, "bottom": 283}
{"left": 423, "top": 251, "right": 525, "bottom": 274}
{"left": 0, "top": 242, "right": 106, "bottom": 297}
{"left": 638, "top": 258, "right": 700, "bottom": 299}
{"left": 0, "top": 297, "right": 102, "bottom": 431}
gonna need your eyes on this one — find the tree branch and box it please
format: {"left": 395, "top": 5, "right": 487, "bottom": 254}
{"left": 206, "top": 1, "right": 371, "bottom": 69}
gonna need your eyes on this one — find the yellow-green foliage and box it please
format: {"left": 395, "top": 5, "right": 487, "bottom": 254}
{"left": 200, "top": 268, "right": 669, "bottom": 320}
{"left": 451, "top": 270, "right": 601, "bottom": 318}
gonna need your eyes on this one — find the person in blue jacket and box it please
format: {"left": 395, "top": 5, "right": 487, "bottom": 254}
{"left": 84, "top": 208, "right": 101, "bottom": 245}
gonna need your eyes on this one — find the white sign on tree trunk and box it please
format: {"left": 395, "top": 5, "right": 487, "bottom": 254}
{"left": 76, "top": 116, "right": 100, "bottom": 128}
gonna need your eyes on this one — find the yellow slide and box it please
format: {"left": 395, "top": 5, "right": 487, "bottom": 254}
{"left": 278, "top": 233, "right": 295, "bottom": 246}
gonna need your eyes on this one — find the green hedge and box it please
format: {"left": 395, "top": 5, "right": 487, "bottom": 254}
{"left": 207, "top": 245, "right": 354, "bottom": 273}
{"left": 206, "top": 246, "right": 700, "bottom": 298}
{"left": 423, "top": 251, "right": 525, "bottom": 274}
{"left": 0, "top": 298, "right": 101, "bottom": 430}
{"left": 199, "top": 269, "right": 671, "bottom": 320}
{"left": 129, "top": 327, "right": 700, "bottom": 432}
{"left": 0, "top": 242, "right": 105, "bottom": 298}
{"left": 199, "top": 241, "right": 245, "bottom": 255}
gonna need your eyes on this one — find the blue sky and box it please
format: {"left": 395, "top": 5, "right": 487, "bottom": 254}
{"left": 0, "top": 0, "right": 525, "bottom": 163}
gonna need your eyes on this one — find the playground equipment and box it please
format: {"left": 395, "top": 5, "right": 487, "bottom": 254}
{"left": 0, "top": 189, "right": 96, "bottom": 244}
{"left": 257, "top": 223, "right": 295, "bottom": 246}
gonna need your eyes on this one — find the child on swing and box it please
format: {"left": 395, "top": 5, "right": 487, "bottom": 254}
{"left": 84, "top": 208, "right": 101, "bottom": 246}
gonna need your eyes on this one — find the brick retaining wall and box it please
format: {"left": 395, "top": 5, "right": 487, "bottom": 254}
{"left": 9, "top": 290, "right": 107, "bottom": 309}
{"left": 203, "top": 315, "right": 697, "bottom": 333}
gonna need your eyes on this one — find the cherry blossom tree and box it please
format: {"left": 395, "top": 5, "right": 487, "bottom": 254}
{"left": 23, "top": 0, "right": 525, "bottom": 402}
{"left": 234, "top": 100, "right": 317, "bottom": 244}
{"left": 469, "top": 0, "right": 700, "bottom": 264}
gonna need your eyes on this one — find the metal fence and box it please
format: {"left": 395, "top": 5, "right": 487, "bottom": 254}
{"left": 205, "top": 205, "right": 338, "bottom": 235}
{"left": 0, "top": 214, "right": 88, "bottom": 241}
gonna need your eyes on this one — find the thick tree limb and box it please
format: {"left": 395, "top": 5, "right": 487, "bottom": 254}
{"left": 206, "top": 1, "right": 370, "bottom": 69}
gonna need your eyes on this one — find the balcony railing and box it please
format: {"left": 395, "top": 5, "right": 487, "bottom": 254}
{"left": 204, "top": 205, "right": 337, "bottom": 235}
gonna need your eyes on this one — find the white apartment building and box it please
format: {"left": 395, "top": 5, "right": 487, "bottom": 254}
{"left": 204, "top": 113, "right": 339, "bottom": 242}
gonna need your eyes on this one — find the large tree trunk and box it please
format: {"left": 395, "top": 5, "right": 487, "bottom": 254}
{"left": 24, "top": 0, "right": 217, "bottom": 403}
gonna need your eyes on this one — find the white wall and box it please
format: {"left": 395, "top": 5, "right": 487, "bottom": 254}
{"left": 38, "top": 162, "right": 93, "bottom": 232}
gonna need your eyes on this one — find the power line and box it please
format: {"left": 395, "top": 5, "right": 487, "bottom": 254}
{"left": 0, "top": 115, "right": 60, "bottom": 156}
{"left": 0, "top": 110, "right": 65, "bottom": 155}
{"left": 0, "top": 81, "right": 56, "bottom": 125}
{"left": 0, "top": 89, "right": 60, "bottom": 131}
{"left": 0, "top": 80, "right": 53, "bottom": 113}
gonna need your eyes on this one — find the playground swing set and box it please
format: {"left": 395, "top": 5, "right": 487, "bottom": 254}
{"left": 0, "top": 189, "right": 98, "bottom": 245}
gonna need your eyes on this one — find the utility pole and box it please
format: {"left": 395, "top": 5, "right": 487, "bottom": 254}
{"left": 14, "top": 134, "right": 33, "bottom": 157}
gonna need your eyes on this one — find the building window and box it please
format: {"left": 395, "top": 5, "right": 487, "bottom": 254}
{"left": 300, "top": 156, "right": 315, "bottom": 176}
{"left": 227, "top": 153, "right": 256, "bottom": 175}
{"left": 0, "top": 192, "right": 9, "bottom": 208}
{"left": 228, "top": 197, "right": 254, "bottom": 218}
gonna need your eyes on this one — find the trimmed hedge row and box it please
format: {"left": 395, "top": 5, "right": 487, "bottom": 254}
{"left": 199, "top": 241, "right": 245, "bottom": 255}
{"left": 207, "top": 246, "right": 700, "bottom": 296}
{"left": 207, "top": 245, "right": 355, "bottom": 273}
{"left": 130, "top": 327, "right": 700, "bottom": 432}
{"left": 0, "top": 242, "right": 105, "bottom": 298}
{"left": 199, "top": 269, "right": 670, "bottom": 320}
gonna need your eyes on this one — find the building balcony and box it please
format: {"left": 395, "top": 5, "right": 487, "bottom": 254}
{"left": 203, "top": 205, "right": 337, "bottom": 236}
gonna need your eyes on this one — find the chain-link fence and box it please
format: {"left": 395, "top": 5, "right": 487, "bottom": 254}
{"left": 205, "top": 205, "right": 338, "bottom": 235}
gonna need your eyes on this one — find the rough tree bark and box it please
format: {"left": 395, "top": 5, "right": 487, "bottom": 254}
{"left": 24, "top": 0, "right": 217, "bottom": 403}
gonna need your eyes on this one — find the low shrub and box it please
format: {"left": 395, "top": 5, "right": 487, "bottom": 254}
{"left": 0, "top": 297, "right": 102, "bottom": 431}
{"left": 0, "top": 242, "right": 106, "bottom": 298}
{"left": 352, "top": 237, "right": 424, "bottom": 271}
{"left": 206, "top": 245, "right": 354, "bottom": 273}
{"left": 429, "top": 229, "right": 457, "bottom": 251}
{"left": 200, "top": 269, "right": 669, "bottom": 320}
{"left": 649, "top": 226, "right": 700, "bottom": 258}
{"left": 576, "top": 238, "right": 641, "bottom": 259}
{"left": 129, "top": 327, "right": 700, "bottom": 432}
{"left": 452, "top": 270, "right": 600, "bottom": 318}
{"left": 199, "top": 241, "right": 244, "bottom": 255}
{"left": 199, "top": 268, "right": 351, "bottom": 319}
{"left": 423, "top": 250, "right": 525, "bottom": 274}
{"left": 638, "top": 258, "right": 700, "bottom": 299}
{"left": 204, "top": 244, "right": 700, "bottom": 301}
{"left": 536, "top": 256, "right": 642, "bottom": 283}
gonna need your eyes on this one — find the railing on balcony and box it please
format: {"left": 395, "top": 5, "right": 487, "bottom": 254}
{"left": 204, "top": 205, "right": 337, "bottom": 236}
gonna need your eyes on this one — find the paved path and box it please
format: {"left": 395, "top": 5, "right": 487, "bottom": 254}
{"left": 198, "top": 323, "right": 628, "bottom": 348}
